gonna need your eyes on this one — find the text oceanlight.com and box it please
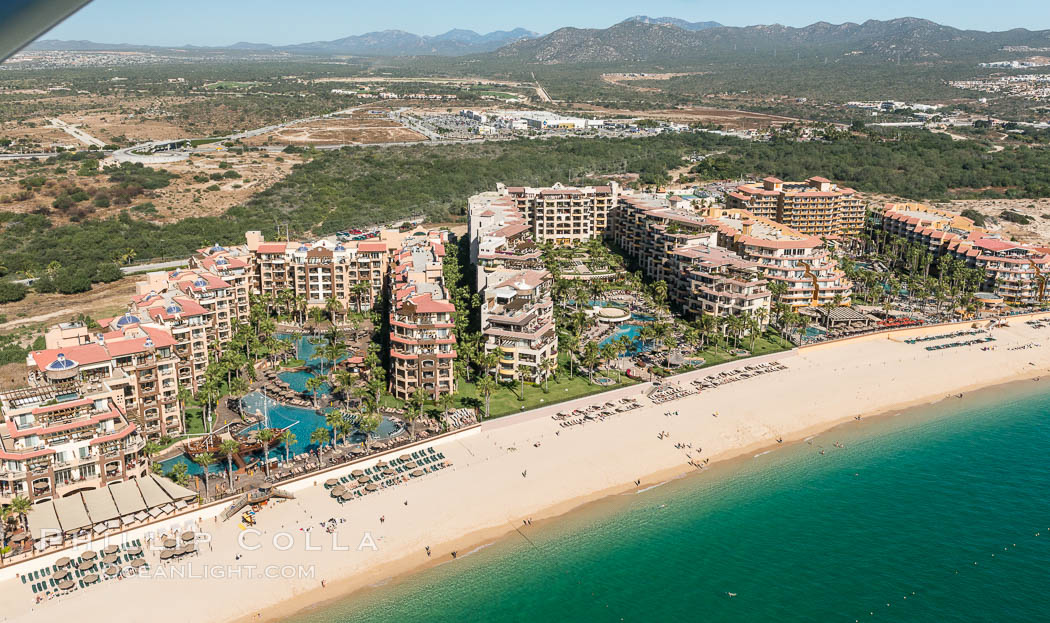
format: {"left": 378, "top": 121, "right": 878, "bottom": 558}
{"left": 134, "top": 564, "right": 317, "bottom": 580}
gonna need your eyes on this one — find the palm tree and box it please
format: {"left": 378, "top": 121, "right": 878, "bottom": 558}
{"left": 325, "top": 296, "right": 343, "bottom": 324}
{"left": 476, "top": 375, "right": 497, "bottom": 420}
{"left": 144, "top": 440, "right": 162, "bottom": 471}
{"left": 582, "top": 341, "right": 601, "bottom": 382}
{"left": 0, "top": 506, "right": 14, "bottom": 563}
{"left": 256, "top": 429, "right": 276, "bottom": 478}
{"left": 218, "top": 439, "right": 240, "bottom": 490}
{"left": 193, "top": 452, "right": 216, "bottom": 499}
{"left": 438, "top": 392, "right": 457, "bottom": 422}
{"left": 350, "top": 281, "right": 371, "bottom": 314}
{"left": 326, "top": 410, "right": 346, "bottom": 446}
{"left": 8, "top": 495, "right": 32, "bottom": 536}
{"left": 357, "top": 411, "right": 381, "bottom": 452}
{"left": 304, "top": 375, "right": 325, "bottom": 409}
{"left": 561, "top": 332, "right": 580, "bottom": 378}
{"left": 280, "top": 429, "right": 296, "bottom": 462}
{"left": 540, "top": 357, "right": 558, "bottom": 392}
{"left": 406, "top": 387, "right": 428, "bottom": 439}
{"left": 309, "top": 427, "right": 330, "bottom": 454}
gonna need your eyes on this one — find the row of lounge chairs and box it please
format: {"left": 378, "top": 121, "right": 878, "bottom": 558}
{"left": 926, "top": 336, "right": 995, "bottom": 351}
{"left": 905, "top": 329, "right": 985, "bottom": 344}
{"left": 553, "top": 398, "right": 642, "bottom": 428}
{"left": 648, "top": 384, "right": 695, "bottom": 404}
{"left": 693, "top": 361, "right": 787, "bottom": 390}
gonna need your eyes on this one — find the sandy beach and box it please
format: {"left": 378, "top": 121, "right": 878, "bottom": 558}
{"left": 5, "top": 316, "right": 1050, "bottom": 623}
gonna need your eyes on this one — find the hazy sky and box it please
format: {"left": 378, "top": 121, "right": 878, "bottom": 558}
{"left": 44, "top": 0, "right": 1050, "bottom": 46}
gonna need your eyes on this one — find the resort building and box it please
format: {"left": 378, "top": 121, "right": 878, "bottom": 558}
{"left": 727, "top": 177, "right": 866, "bottom": 238}
{"left": 701, "top": 207, "right": 852, "bottom": 309}
{"left": 609, "top": 195, "right": 772, "bottom": 323}
{"left": 128, "top": 291, "right": 211, "bottom": 394}
{"left": 28, "top": 319, "right": 184, "bottom": 440}
{"left": 479, "top": 269, "right": 559, "bottom": 383}
{"left": 484, "top": 182, "right": 623, "bottom": 245}
{"left": 244, "top": 231, "right": 393, "bottom": 316}
{"left": 388, "top": 232, "right": 458, "bottom": 401}
{"left": 0, "top": 383, "right": 145, "bottom": 505}
{"left": 467, "top": 191, "right": 543, "bottom": 270}
{"left": 875, "top": 203, "right": 1050, "bottom": 304}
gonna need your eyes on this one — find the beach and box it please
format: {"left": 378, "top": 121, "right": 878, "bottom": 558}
{"left": 5, "top": 317, "right": 1050, "bottom": 623}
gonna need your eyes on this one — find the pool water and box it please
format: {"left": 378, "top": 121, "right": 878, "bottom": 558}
{"left": 600, "top": 314, "right": 656, "bottom": 355}
{"left": 278, "top": 333, "right": 346, "bottom": 393}
{"left": 804, "top": 327, "right": 826, "bottom": 337}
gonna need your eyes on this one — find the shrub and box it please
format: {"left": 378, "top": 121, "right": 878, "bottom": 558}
{"left": 0, "top": 281, "right": 27, "bottom": 303}
{"left": 93, "top": 262, "right": 124, "bottom": 283}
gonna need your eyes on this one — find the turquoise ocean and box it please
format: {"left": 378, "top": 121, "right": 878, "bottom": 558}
{"left": 283, "top": 380, "right": 1050, "bottom": 623}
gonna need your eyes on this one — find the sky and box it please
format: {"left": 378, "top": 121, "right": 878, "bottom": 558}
{"left": 43, "top": 0, "right": 1050, "bottom": 46}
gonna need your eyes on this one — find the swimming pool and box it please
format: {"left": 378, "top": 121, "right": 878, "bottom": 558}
{"left": 159, "top": 392, "right": 404, "bottom": 476}
{"left": 277, "top": 333, "right": 345, "bottom": 393}
{"left": 600, "top": 314, "right": 656, "bottom": 355}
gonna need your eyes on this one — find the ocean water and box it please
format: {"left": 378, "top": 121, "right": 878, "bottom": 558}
{"left": 283, "top": 382, "right": 1050, "bottom": 623}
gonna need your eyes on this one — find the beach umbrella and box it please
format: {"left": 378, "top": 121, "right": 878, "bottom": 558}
{"left": 159, "top": 550, "right": 174, "bottom": 560}
{"left": 365, "top": 483, "right": 378, "bottom": 492}
{"left": 77, "top": 561, "right": 95, "bottom": 572}
{"left": 127, "top": 547, "right": 142, "bottom": 556}
{"left": 399, "top": 454, "right": 411, "bottom": 462}
{"left": 102, "top": 554, "right": 118, "bottom": 564}
{"left": 325, "top": 478, "right": 339, "bottom": 488}
{"left": 351, "top": 469, "right": 364, "bottom": 477}
{"left": 410, "top": 469, "right": 423, "bottom": 477}
{"left": 105, "top": 566, "right": 120, "bottom": 576}
{"left": 376, "top": 460, "right": 387, "bottom": 468}
{"left": 130, "top": 559, "right": 146, "bottom": 568}
{"left": 84, "top": 573, "right": 100, "bottom": 583}
{"left": 405, "top": 462, "right": 417, "bottom": 469}
{"left": 81, "top": 550, "right": 97, "bottom": 560}
{"left": 58, "top": 580, "right": 75, "bottom": 591}
{"left": 339, "top": 491, "right": 355, "bottom": 501}
{"left": 382, "top": 468, "right": 394, "bottom": 476}
{"left": 163, "top": 539, "right": 177, "bottom": 548}
{"left": 56, "top": 556, "right": 71, "bottom": 567}
{"left": 331, "top": 485, "right": 346, "bottom": 495}
{"left": 53, "top": 569, "right": 70, "bottom": 580}
{"left": 357, "top": 476, "right": 370, "bottom": 484}
{"left": 103, "top": 544, "right": 119, "bottom": 555}
{"left": 181, "top": 532, "right": 195, "bottom": 542}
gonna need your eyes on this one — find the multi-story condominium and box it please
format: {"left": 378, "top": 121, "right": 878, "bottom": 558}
{"left": 29, "top": 319, "right": 184, "bottom": 440}
{"left": 491, "top": 182, "right": 623, "bottom": 245}
{"left": 609, "top": 195, "right": 772, "bottom": 323}
{"left": 479, "top": 269, "right": 559, "bottom": 383}
{"left": 130, "top": 291, "right": 212, "bottom": 393}
{"left": 468, "top": 192, "right": 543, "bottom": 270}
{"left": 727, "top": 176, "right": 865, "bottom": 238}
{"left": 0, "top": 383, "right": 145, "bottom": 504}
{"left": 876, "top": 203, "right": 1050, "bottom": 304}
{"left": 244, "top": 231, "right": 392, "bottom": 315}
{"left": 702, "top": 207, "right": 853, "bottom": 309}
{"left": 138, "top": 267, "right": 243, "bottom": 351}
{"left": 388, "top": 233, "right": 457, "bottom": 401}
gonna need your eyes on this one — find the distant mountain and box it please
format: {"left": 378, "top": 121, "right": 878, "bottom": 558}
{"left": 28, "top": 27, "right": 540, "bottom": 57}
{"left": 621, "top": 16, "right": 722, "bottom": 31}
{"left": 493, "top": 17, "right": 1050, "bottom": 64}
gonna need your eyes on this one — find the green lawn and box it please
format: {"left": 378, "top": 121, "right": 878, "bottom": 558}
{"left": 685, "top": 331, "right": 793, "bottom": 370}
{"left": 184, "top": 407, "right": 206, "bottom": 435}
{"left": 455, "top": 364, "right": 639, "bottom": 419}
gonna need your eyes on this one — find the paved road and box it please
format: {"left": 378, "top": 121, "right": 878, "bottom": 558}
{"left": 49, "top": 118, "right": 106, "bottom": 148}
{"left": 12, "top": 259, "right": 188, "bottom": 285}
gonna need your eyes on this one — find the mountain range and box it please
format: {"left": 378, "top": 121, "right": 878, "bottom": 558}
{"left": 26, "top": 17, "right": 1050, "bottom": 62}
{"left": 27, "top": 27, "right": 540, "bottom": 56}
{"left": 495, "top": 18, "right": 1050, "bottom": 63}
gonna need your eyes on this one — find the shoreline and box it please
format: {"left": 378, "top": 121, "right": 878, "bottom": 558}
{"left": 246, "top": 347, "right": 1050, "bottom": 623}
{"left": 7, "top": 316, "right": 1050, "bottom": 623}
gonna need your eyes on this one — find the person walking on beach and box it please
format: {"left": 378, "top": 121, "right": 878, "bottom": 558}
{"left": 380, "top": 515, "right": 385, "bottom": 524}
